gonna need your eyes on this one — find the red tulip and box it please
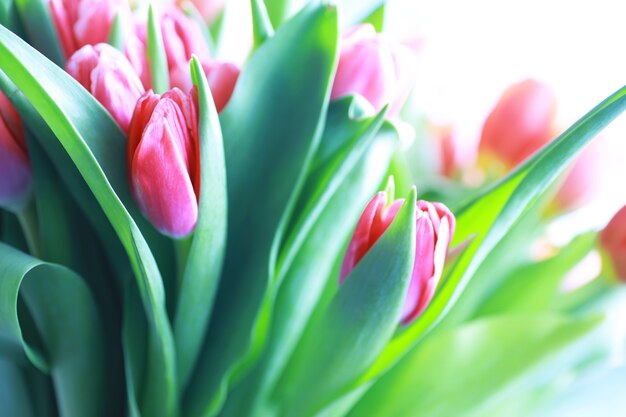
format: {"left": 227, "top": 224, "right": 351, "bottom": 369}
{"left": 479, "top": 79, "right": 557, "bottom": 168}
{"left": 599, "top": 205, "right": 626, "bottom": 282}
{"left": 331, "top": 24, "right": 418, "bottom": 117}
{"left": 170, "top": 59, "right": 239, "bottom": 113}
{"left": 340, "top": 192, "right": 455, "bottom": 324}
{"left": 50, "top": 0, "right": 130, "bottom": 58}
{"left": 127, "top": 88, "right": 200, "bottom": 237}
{"left": 67, "top": 43, "right": 145, "bottom": 134}
{"left": 0, "top": 91, "right": 31, "bottom": 211}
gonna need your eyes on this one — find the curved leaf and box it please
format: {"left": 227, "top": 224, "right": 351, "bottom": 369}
{"left": 0, "top": 243, "right": 104, "bottom": 417}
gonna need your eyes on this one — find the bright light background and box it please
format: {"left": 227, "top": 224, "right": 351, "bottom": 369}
{"left": 385, "top": 0, "right": 626, "bottom": 234}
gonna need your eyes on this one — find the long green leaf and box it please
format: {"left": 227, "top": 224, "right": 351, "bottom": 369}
{"left": 0, "top": 243, "right": 104, "bottom": 417}
{"left": 183, "top": 5, "right": 339, "bottom": 416}
{"left": 174, "top": 56, "right": 228, "bottom": 388}
{"left": 0, "top": 26, "right": 178, "bottom": 416}
{"left": 348, "top": 314, "right": 603, "bottom": 417}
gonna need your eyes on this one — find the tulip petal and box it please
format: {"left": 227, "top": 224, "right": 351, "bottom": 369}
{"left": 0, "top": 117, "right": 31, "bottom": 211}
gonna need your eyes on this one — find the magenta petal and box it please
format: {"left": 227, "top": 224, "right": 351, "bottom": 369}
{"left": 0, "top": 118, "right": 31, "bottom": 211}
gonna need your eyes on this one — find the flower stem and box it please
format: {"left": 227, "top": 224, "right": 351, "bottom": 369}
{"left": 16, "top": 199, "right": 40, "bottom": 258}
{"left": 175, "top": 235, "right": 193, "bottom": 293}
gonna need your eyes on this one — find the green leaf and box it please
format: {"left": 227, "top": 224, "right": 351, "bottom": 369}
{"left": 108, "top": 11, "right": 127, "bottom": 51}
{"left": 0, "top": 26, "right": 178, "bottom": 417}
{"left": 183, "top": 5, "right": 339, "bottom": 416}
{"left": 348, "top": 314, "right": 603, "bottom": 417}
{"left": 361, "top": 83, "right": 626, "bottom": 385}
{"left": 218, "top": 98, "right": 397, "bottom": 417}
{"left": 0, "top": 242, "right": 104, "bottom": 417}
{"left": 251, "top": 0, "right": 274, "bottom": 47}
{"left": 275, "top": 188, "right": 417, "bottom": 417}
{"left": 339, "top": 0, "right": 385, "bottom": 29}
{"left": 148, "top": 4, "right": 170, "bottom": 93}
{"left": 174, "top": 57, "right": 228, "bottom": 388}
{"left": 14, "top": 0, "right": 64, "bottom": 66}
{"left": 475, "top": 232, "right": 597, "bottom": 317}
{"left": 362, "top": 4, "right": 385, "bottom": 31}
{"left": 0, "top": 358, "right": 36, "bottom": 417}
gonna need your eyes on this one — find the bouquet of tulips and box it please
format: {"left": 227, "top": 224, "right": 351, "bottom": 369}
{"left": 1, "top": 0, "right": 626, "bottom": 416}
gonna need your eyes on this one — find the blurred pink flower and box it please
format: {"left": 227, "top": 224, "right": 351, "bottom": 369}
{"left": 331, "top": 24, "right": 418, "bottom": 117}
{"left": 0, "top": 91, "right": 32, "bottom": 211}
{"left": 127, "top": 88, "right": 200, "bottom": 237}
{"left": 170, "top": 59, "right": 239, "bottom": 113}
{"left": 177, "top": 0, "right": 225, "bottom": 22}
{"left": 67, "top": 43, "right": 145, "bottom": 134}
{"left": 479, "top": 79, "right": 557, "bottom": 168}
{"left": 160, "top": 6, "right": 211, "bottom": 70}
{"left": 340, "top": 192, "right": 455, "bottom": 324}
{"left": 599, "top": 205, "right": 626, "bottom": 282}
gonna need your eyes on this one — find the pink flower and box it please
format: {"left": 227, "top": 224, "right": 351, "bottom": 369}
{"left": 0, "top": 91, "right": 32, "bottom": 211}
{"left": 331, "top": 24, "right": 418, "bottom": 117}
{"left": 479, "top": 79, "right": 557, "bottom": 168}
{"left": 599, "top": 206, "right": 626, "bottom": 282}
{"left": 50, "top": 0, "right": 129, "bottom": 58}
{"left": 127, "top": 88, "right": 200, "bottom": 238}
{"left": 170, "top": 59, "right": 239, "bottom": 113}
{"left": 177, "top": 0, "right": 225, "bottom": 22}
{"left": 554, "top": 141, "right": 603, "bottom": 210}
{"left": 160, "top": 6, "right": 211, "bottom": 70}
{"left": 340, "top": 192, "right": 455, "bottom": 324}
{"left": 67, "top": 43, "right": 145, "bottom": 134}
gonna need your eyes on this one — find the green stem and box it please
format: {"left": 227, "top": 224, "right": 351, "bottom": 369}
{"left": 16, "top": 199, "right": 40, "bottom": 258}
{"left": 174, "top": 236, "right": 193, "bottom": 294}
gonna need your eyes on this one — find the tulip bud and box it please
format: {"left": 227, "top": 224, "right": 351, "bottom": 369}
{"left": 127, "top": 88, "right": 199, "bottom": 238}
{"left": 50, "top": 0, "right": 129, "bottom": 58}
{"left": 331, "top": 24, "right": 418, "bottom": 117}
{"left": 479, "top": 79, "right": 557, "bottom": 169}
{"left": 340, "top": 191, "right": 455, "bottom": 324}
{"left": 170, "top": 59, "right": 239, "bottom": 113}
{"left": 0, "top": 91, "right": 32, "bottom": 212}
{"left": 599, "top": 205, "right": 626, "bottom": 282}
{"left": 67, "top": 43, "right": 145, "bottom": 134}
{"left": 160, "top": 6, "right": 211, "bottom": 70}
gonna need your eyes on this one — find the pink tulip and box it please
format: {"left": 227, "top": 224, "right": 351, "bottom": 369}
{"left": 0, "top": 91, "right": 32, "bottom": 211}
{"left": 50, "top": 0, "right": 129, "bottom": 58}
{"left": 554, "top": 141, "right": 603, "bottom": 210}
{"left": 331, "top": 24, "right": 418, "bottom": 117}
{"left": 170, "top": 59, "right": 239, "bottom": 113}
{"left": 340, "top": 192, "right": 455, "bottom": 324}
{"left": 479, "top": 79, "right": 557, "bottom": 168}
{"left": 177, "top": 0, "right": 225, "bottom": 22}
{"left": 67, "top": 43, "right": 145, "bottom": 134}
{"left": 599, "top": 205, "right": 626, "bottom": 282}
{"left": 127, "top": 88, "right": 200, "bottom": 238}
{"left": 160, "top": 6, "right": 211, "bottom": 70}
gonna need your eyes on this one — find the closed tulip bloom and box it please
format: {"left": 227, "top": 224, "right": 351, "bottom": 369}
{"left": 161, "top": 6, "right": 211, "bottom": 70}
{"left": 331, "top": 24, "right": 418, "bottom": 117}
{"left": 0, "top": 91, "right": 32, "bottom": 211}
{"left": 67, "top": 43, "right": 145, "bottom": 134}
{"left": 127, "top": 88, "right": 200, "bottom": 238}
{"left": 170, "top": 59, "right": 239, "bottom": 112}
{"left": 599, "top": 206, "right": 626, "bottom": 282}
{"left": 340, "top": 192, "right": 455, "bottom": 324}
{"left": 479, "top": 79, "right": 557, "bottom": 168}
{"left": 50, "top": 0, "right": 129, "bottom": 58}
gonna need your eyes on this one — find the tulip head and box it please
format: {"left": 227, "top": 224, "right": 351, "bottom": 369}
{"left": 599, "top": 206, "right": 626, "bottom": 282}
{"left": 127, "top": 88, "right": 200, "bottom": 238}
{"left": 331, "top": 24, "right": 418, "bottom": 117}
{"left": 340, "top": 191, "right": 455, "bottom": 324}
{"left": 170, "top": 59, "right": 240, "bottom": 113}
{"left": 479, "top": 79, "right": 557, "bottom": 169}
{"left": 161, "top": 6, "right": 211, "bottom": 70}
{"left": 0, "top": 91, "right": 32, "bottom": 212}
{"left": 67, "top": 43, "right": 145, "bottom": 134}
{"left": 50, "top": 0, "right": 129, "bottom": 58}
